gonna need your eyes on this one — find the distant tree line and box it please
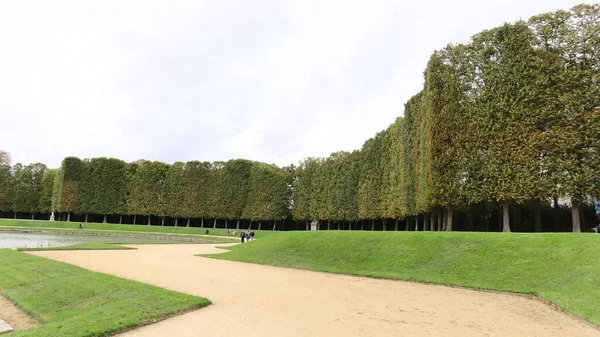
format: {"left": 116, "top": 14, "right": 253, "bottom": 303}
{"left": 1, "top": 5, "right": 598, "bottom": 232}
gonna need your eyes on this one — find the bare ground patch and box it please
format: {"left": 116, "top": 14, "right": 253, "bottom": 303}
{"left": 0, "top": 295, "right": 39, "bottom": 332}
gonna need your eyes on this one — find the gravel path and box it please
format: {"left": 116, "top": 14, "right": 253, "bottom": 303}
{"left": 30, "top": 244, "right": 600, "bottom": 337}
{"left": 0, "top": 295, "right": 38, "bottom": 331}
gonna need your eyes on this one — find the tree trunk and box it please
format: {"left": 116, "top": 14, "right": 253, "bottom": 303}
{"left": 430, "top": 212, "right": 435, "bottom": 231}
{"left": 423, "top": 213, "right": 429, "bottom": 231}
{"left": 201, "top": 218, "right": 204, "bottom": 228}
{"left": 405, "top": 216, "right": 410, "bottom": 231}
{"left": 161, "top": 216, "right": 165, "bottom": 226}
{"left": 187, "top": 218, "right": 191, "bottom": 227}
{"left": 14, "top": 212, "right": 17, "bottom": 219}
{"left": 119, "top": 215, "right": 122, "bottom": 224}
{"left": 467, "top": 214, "right": 474, "bottom": 231}
{"left": 447, "top": 208, "right": 454, "bottom": 231}
{"left": 306, "top": 220, "right": 309, "bottom": 231}
{"left": 103, "top": 214, "right": 107, "bottom": 223}
{"left": 273, "top": 220, "right": 277, "bottom": 231}
{"left": 437, "top": 211, "right": 442, "bottom": 231}
{"left": 213, "top": 218, "right": 217, "bottom": 228}
{"left": 258, "top": 221, "right": 261, "bottom": 230}
{"left": 534, "top": 204, "right": 542, "bottom": 232}
{"left": 85, "top": 214, "right": 89, "bottom": 223}
{"left": 394, "top": 219, "right": 399, "bottom": 231}
{"left": 415, "top": 215, "right": 419, "bottom": 231}
{"left": 484, "top": 214, "right": 490, "bottom": 232}
{"left": 327, "top": 220, "right": 330, "bottom": 230}
{"left": 31, "top": 213, "right": 34, "bottom": 220}
{"left": 361, "top": 220, "right": 364, "bottom": 230}
{"left": 174, "top": 218, "right": 178, "bottom": 227}
{"left": 383, "top": 219, "right": 387, "bottom": 231}
{"left": 67, "top": 212, "right": 71, "bottom": 222}
{"left": 571, "top": 201, "right": 581, "bottom": 233}
{"left": 133, "top": 214, "right": 136, "bottom": 225}
{"left": 442, "top": 209, "right": 447, "bottom": 231}
{"left": 225, "top": 219, "right": 228, "bottom": 229}
{"left": 148, "top": 215, "right": 151, "bottom": 225}
{"left": 502, "top": 201, "right": 511, "bottom": 232}
{"left": 371, "top": 219, "right": 375, "bottom": 231}
{"left": 552, "top": 197, "right": 559, "bottom": 230}
{"left": 512, "top": 206, "right": 521, "bottom": 231}
{"left": 235, "top": 219, "right": 239, "bottom": 229}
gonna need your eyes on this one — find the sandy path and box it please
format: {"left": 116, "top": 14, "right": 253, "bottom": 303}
{"left": 0, "top": 295, "right": 39, "bottom": 331}
{"left": 30, "top": 244, "right": 599, "bottom": 337}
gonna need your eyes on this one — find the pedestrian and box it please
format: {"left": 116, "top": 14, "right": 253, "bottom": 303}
{"left": 594, "top": 200, "right": 600, "bottom": 233}
{"left": 250, "top": 231, "right": 255, "bottom": 240}
{"left": 79, "top": 223, "right": 83, "bottom": 230}
{"left": 240, "top": 231, "right": 245, "bottom": 243}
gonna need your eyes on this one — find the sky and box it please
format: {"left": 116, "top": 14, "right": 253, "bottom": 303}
{"left": 0, "top": 0, "right": 595, "bottom": 169}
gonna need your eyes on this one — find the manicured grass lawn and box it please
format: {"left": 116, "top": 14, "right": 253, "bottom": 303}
{"left": 0, "top": 249, "right": 210, "bottom": 337}
{"left": 0, "top": 219, "right": 273, "bottom": 242}
{"left": 206, "top": 231, "right": 600, "bottom": 326}
{"left": 18, "top": 242, "right": 135, "bottom": 251}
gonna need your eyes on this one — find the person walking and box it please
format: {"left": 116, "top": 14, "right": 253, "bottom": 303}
{"left": 595, "top": 200, "right": 600, "bottom": 232}
{"left": 240, "top": 231, "right": 245, "bottom": 243}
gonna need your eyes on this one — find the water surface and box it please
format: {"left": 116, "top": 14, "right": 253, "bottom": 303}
{"left": 0, "top": 232, "right": 162, "bottom": 249}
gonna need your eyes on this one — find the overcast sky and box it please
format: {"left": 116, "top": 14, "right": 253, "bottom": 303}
{"left": 0, "top": 1, "right": 594, "bottom": 169}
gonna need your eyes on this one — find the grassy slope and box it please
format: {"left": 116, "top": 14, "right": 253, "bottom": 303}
{"left": 0, "top": 219, "right": 273, "bottom": 242}
{"left": 18, "top": 242, "right": 135, "bottom": 251}
{"left": 0, "top": 249, "right": 209, "bottom": 337}
{"left": 207, "top": 231, "right": 600, "bottom": 326}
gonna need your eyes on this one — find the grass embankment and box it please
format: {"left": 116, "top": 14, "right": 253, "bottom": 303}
{"left": 0, "top": 219, "right": 248, "bottom": 243}
{"left": 0, "top": 249, "right": 209, "bottom": 337}
{"left": 18, "top": 242, "right": 135, "bottom": 251}
{"left": 207, "top": 231, "right": 600, "bottom": 326}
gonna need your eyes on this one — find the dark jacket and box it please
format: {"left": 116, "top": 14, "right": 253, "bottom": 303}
{"left": 596, "top": 201, "right": 600, "bottom": 214}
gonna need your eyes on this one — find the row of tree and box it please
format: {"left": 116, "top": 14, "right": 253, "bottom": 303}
{"left": 292, "top": 4, "right": 600, "bottom": 232}
{"left": 0, "top": 152, "right": 55, "bottom": 218}
{"left": 46, "top": 157, "right": 292, "bottom": 226}
{"left": 1, "top": 5, "right": 598, "bottom": 232}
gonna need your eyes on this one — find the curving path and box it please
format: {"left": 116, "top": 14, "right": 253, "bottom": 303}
{"left": 30, "top": 244, "right": 599, "bottom": 337}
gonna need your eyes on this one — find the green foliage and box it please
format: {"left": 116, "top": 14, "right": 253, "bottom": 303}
{"left": 127, "top": 161, "right": 169, "bottom": 217}
{"left": 11, "top": 163, "right": 47, "bottom": 214}
{"left": 243, "top": 162, "right": 291, "bottom": 221}
{"left": 383, "top": 117, "right": 407, "bottom": 219}
{"left": 0, "top": 163, "right": 13, "bottom": 212}
{"left": 38, "top": 169, "right": 57, "bottom": 214}
{"left": 218, "top": 159, "right": 253, "bottom": 219}
{"left": 77, "top": 158, "right": 128, "bottom": 216}
{"left": 55, "top": 157, "right": 84, "bottom": 213}
{"left": 291, "top": 158, "right": 318, "bottom": 221}
{"left": 357, "top": 131, "right": 389, "bottom": 220}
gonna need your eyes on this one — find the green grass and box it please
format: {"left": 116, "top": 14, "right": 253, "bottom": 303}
{"left": 205, "top": 231, "right": 600, "bottom": 326}
{"left": 0, "top": 249, "right": 210, "bottom": 337}
{"left": 18, "top": 242, "right": 135, "bottom": 251}
{"left": 0, "top": 219, "right": 241, "bottom": 243}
